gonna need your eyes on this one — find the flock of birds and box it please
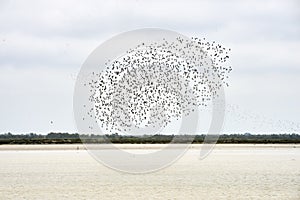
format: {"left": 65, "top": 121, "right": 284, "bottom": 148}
{"left": 224, "top": 103, "right": 300, "bottom": 133}
{"left": 84, "top": 36, "right": 232, "bottom": 134}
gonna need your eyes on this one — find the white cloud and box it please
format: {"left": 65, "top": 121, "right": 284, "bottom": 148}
{"left": 0, "top": 65, "right": 77, "bottom": 133}
{"left": 0, "top": 0, "right": 299, "bottom": 133}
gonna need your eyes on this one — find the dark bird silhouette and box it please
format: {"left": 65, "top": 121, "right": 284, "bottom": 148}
{"left": 83, "top": 36, "right": 232, "bottom": 134}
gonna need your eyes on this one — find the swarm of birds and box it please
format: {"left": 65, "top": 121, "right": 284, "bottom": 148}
{"left": 84, "top": 37, "right": 232, "bottom": 133}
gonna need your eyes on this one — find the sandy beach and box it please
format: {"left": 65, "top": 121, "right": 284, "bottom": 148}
{"left": 0, "top": 144, "right": 299, "bottom": 199}
{"left": 0, "top": 143, "right": 299, "bottom": 151}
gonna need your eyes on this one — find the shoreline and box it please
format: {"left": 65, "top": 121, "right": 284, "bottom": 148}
{"left": 0, "top": 143, "right": 299, "bottom": 151}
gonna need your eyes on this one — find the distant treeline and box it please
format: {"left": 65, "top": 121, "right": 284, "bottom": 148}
{"left": 0, "top": 132, "right": 299, "bottom": 144}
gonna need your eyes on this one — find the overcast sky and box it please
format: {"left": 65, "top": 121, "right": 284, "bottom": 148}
{"left": 0, "top": 0, "right": 299, "bottom": 134}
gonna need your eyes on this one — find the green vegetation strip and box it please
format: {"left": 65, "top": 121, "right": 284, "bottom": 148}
{"left": 0, "top": 133, "right": 299, "bottom": 144}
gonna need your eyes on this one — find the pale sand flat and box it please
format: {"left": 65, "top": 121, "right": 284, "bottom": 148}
{"left": 0, "top": 144, "right": 299, "bottom": 151}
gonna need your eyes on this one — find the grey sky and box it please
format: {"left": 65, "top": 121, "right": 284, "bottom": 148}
{"left": 0, "top": 0, "right": 299, "bottom": 134}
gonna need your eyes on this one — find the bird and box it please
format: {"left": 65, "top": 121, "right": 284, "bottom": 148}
{"left": 82, "top": 36, "right": 232, "bottom": 134}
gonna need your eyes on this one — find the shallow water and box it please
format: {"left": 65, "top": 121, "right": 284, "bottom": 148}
{"left": 0, "top": 144, "right": 299, "bottom": 199}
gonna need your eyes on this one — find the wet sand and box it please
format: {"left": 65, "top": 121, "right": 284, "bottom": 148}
{"left": 0, "top": 143, "right": 299, "bottom": 150}
{"left": 0, "top": 144, "right": 299, "bottom": 199}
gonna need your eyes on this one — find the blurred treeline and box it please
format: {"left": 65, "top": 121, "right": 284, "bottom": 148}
{"left": 0, "top": 132, "right": 299, "bottom": 144}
